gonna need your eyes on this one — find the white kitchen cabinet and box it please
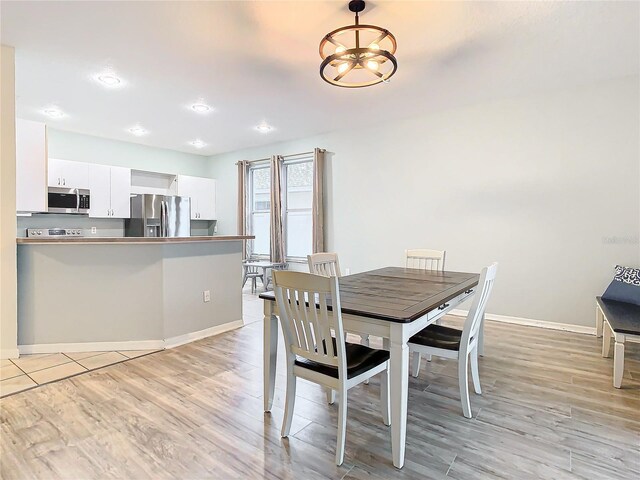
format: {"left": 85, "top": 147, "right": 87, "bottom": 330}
{"left": 16, "top": 119, "right": 47, "bottom": 212}
{"left": 110, "top": 166, "right": 132, "bottom": 218}
{"left": 88, "top": 164, "right": 131, "bottom": 218}
{"left": 197, "top": 178, "right": 216, "bottom": 220}
{"left": 177, "top": 175, "right": 216, "bottom": 220}
{"left": 48, "top": 158, "right": 89, "bottom": 189}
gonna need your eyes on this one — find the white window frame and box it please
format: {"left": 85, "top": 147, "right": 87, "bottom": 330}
{"left": 282, "top": 156, "right": 313, "bottom": 263}
{"left": 247, "top": 161, "right": 270, "bottom": 260}
{"left": 245, "top": 156, "right": 314, "bottom": 263}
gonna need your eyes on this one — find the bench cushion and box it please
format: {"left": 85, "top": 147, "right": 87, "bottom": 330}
{"left": 602, "top": 265, "right": 640, "bottom": 306}
{"left": 597, "top": 297, "right": 640, "bottom": 335}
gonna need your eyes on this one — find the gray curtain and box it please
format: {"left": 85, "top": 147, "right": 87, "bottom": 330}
{"left": 312, "top": 148, "right": 325, "bottom": 253}
{"left": 236, "top": 160, "right": 249, "bottom": 259}
{"left": 269, "top": 155, "right": 285, "bottom": 263}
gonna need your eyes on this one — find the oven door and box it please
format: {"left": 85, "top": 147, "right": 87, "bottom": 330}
{"left": 48, "top": 187, "right": 90, "bottom": 214}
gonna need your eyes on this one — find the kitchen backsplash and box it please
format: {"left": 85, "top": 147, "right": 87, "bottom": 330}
{"left": 17, "top": 215, "right": 216, "bottom": 237}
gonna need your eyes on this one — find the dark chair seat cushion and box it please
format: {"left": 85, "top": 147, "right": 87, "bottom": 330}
{"left": 408, "top": 324, "right": 463, "bottom": 351}
{"left": 597, "top": 297, "right": 640, "bottom": 335}
{"left": 295, "top": 338, "right": 389, "bottom": 379}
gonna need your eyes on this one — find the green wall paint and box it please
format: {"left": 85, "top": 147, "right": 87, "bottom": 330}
{"left": 48, "top": 129, "right": 210, "bottom": 177}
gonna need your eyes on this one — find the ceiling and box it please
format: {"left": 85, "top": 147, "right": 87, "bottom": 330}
{"left": 2, "top": 1, "right": 638, "bottom": 156}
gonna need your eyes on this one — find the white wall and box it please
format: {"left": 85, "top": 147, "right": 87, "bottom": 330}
{"left": 209, "top": 76, "right": 640, "bottom": 328}
{"left": 47, "top": 128, "right": 210, "bottom": 177}
{"left": 1, "top": 45, "right": 18, "bottom": 358}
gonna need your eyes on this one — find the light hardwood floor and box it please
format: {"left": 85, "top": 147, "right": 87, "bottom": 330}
{"left": 1, "top": 308, "right": 638, "bottom": 479}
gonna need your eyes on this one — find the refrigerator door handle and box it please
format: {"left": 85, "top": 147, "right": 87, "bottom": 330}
{"left": 160, "top": 201, "right": 165, "bottom": 237}
{"left": 162, "top": 201, "right": 169, "bottom": 237}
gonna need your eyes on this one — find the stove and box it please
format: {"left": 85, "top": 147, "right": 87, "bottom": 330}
{"left": 27, "top": 228, "right": 85, "bottom": 237}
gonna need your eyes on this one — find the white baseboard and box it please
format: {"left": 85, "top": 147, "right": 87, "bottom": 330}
{"left": 163, "top": 320, "right": 244, "bottom": 349}
{"left": 18, "top": 320, "right": 245, "bottom": 355}
{"left": 1, "top": 348, "right": 20, "bottom": 360}
{"left": 19, "top": 339, "right": 165, "bottom": 355}
{"left": 448, "top": 309, "right": 596, "bottom": 335}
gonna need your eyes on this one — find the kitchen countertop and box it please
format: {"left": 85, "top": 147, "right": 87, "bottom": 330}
{"left": 17, "top": 235, "right": 254, "bottom": 245}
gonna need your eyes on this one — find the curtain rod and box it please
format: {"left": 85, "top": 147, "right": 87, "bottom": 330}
{"left": 236, "top": 149, "right": 324, "bottom": 166}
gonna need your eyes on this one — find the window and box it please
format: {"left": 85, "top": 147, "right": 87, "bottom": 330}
{"left": 284, "top": 159, "right": 313, "bottom": 259}
{"left": 246, "top": 156, "right": 314, "bottom": 261}
{"left": 248, "top": 164, "right": 270, "bottom": 257}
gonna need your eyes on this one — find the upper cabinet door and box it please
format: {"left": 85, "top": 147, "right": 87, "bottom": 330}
{"left": 48, "top": 159, "right": 90, "bottom": 189}
{"left": 198, "top": 178, "right": 216, "bottom": 220}
{"left": 109, "top": 166, "right": 131, "bottom": 218}
{"left": 62, "top": 160, "right": 90, "bottom": 189}
{"left": 16, "top": 119, "right": 47, "bottom": 212}
{"left": 177, "top": 174, "right": 199, "bottom": 220}
{"left": 88, "top": 164, "right": 111, "bottom": 218}
{"left": 47, "top": 158, "right": 64, "bottom": 187}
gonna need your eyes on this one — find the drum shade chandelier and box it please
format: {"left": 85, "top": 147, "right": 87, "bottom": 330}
{"left": 319, "top": 0, "right": 397, "bottom": 88}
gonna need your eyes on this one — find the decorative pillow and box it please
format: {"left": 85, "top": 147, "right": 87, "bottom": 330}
{"left": 602, "top": 265, "right": 640, "bottom": 306}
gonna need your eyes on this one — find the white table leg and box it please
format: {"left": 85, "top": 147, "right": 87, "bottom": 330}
{"left": 389, "top": 324, "right": 409, "bottom": 469}
{"left": 263, "top": 303, "right": 278, "bottom": 412}
{"left": 595, "top": 305, "right": 603, "bottom": 338}
{"left": 602, "top": 323, "right": 612, "bottom": 358}
{"left": 613, "top": 340, "right": 624, "bottom": 388}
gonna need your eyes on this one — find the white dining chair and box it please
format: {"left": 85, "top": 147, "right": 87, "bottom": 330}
{"left": 405, "top": 249, "right": 447, "bottom": 371}
{"left": 307, "top": 252, "right": 341, "bottom": 277}
{"left": 405, "top": 249, "right": 446, "bottom": 271}
{"left": 408, "top": 262, "right": 497, "bottom": 418}
{"left": 308, "top": 252, "right": 372, "bottom": 396}
{"left": 273, "top": 270, "right": 390, "bottom": 466}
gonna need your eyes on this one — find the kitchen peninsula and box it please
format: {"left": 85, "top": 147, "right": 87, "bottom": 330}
{"left": 17, "top": 235, "right": 253, "bottom": 354}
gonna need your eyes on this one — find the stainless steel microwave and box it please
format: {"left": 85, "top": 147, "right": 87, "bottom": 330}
{"left": 47, "top": 187, "right": 90, "bottom": 214}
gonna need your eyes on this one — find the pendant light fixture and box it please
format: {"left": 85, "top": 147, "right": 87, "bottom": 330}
{"left": 319, "top": 0, "right": 397, "bottom": 88}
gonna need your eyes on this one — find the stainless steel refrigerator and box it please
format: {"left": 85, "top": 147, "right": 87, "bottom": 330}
{"left": 125, "top": 194, "right": 191, "bottom": 237}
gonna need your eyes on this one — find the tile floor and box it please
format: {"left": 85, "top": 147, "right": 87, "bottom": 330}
{"left": 1, "top": 287, "right": 266, "bottom": 398}
{"left": 0, "top": 350, "right": 159, "bottom": 398}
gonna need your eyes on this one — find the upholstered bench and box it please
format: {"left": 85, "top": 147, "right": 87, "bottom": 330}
{"left": 596, "top": 297, "right": 640, "bottom": 388}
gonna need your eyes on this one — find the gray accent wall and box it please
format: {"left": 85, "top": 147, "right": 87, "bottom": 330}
{"left": 17, "top": 241, "right": 243, "bottom": 346}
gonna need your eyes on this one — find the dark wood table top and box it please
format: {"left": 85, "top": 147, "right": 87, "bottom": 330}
{"left": 259, "top": 267, "right": 479, "bottom": 323}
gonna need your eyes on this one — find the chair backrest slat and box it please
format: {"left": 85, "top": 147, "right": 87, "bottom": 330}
{"left": 308, "top": 253, "right": 341, "bottom": 277}
{"left": 461, "top": 263, "right": 498, "bottom": 353}
{"left": 274, "top": 271, "right": 345, "bottom": 371}
{"left": 405, "top": 249, "right": 446, "bottom": 272}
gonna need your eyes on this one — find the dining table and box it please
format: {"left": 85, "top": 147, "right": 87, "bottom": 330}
{"left": 260, "top": 266, "right": 481, "bottom": 468}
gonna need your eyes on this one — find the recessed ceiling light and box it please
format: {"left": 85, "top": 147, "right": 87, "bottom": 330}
{"left": 42, "top": 107, "right": 65, "bottom": 119}
{"left": 190, "top": 139, "right": 206, "bottom": 149}
{"left": 96, "top": 73, "right": 123, "bottom": 87}
{"left": 255, "top": 123, "right": 273, "bottom": 133}
{"left": 128, "top": 125, "right": 148, "bottom": 136}
{"left": 191, "top": 103, "right": 212, "bottom": 113}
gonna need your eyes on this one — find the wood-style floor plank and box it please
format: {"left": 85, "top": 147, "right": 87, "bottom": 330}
{"left": 1, "top": 313, "right": 639, "bottom": 479}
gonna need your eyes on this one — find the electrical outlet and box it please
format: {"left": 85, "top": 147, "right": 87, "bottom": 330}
{"left": 91, "top": 227, "right": 97, "bottom": 234}
{"left": 345, "top": 268, "right": 351, "bottom": 275}
{"left": 203, "top": 290, "right": 211, "bottom": 302}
